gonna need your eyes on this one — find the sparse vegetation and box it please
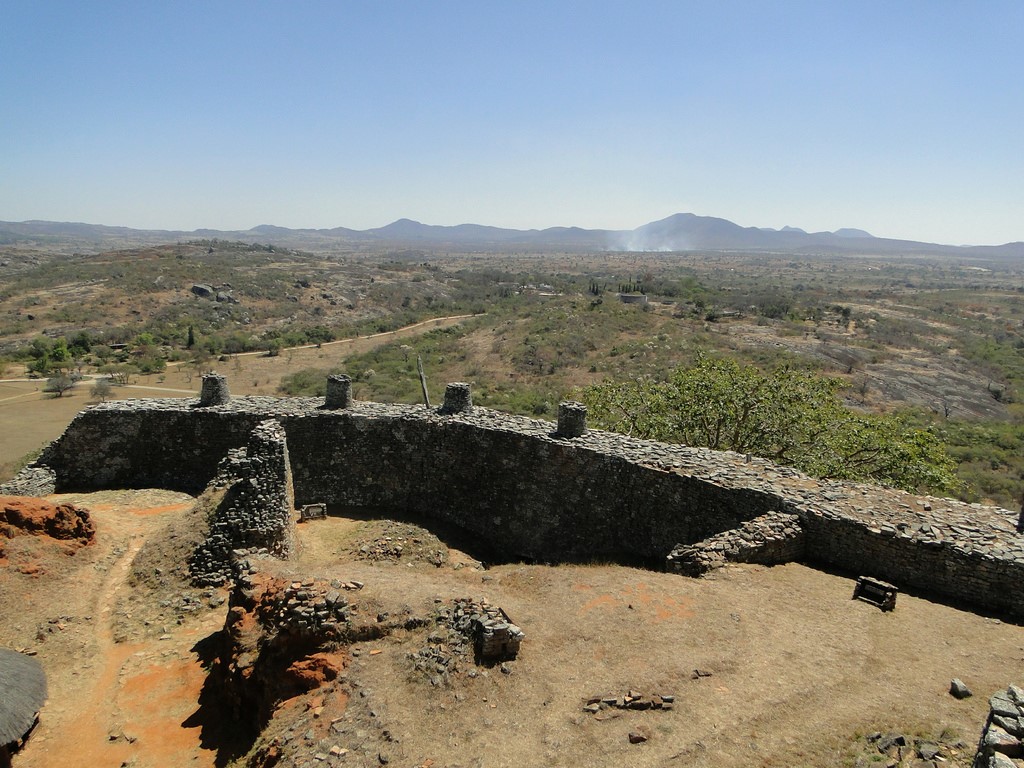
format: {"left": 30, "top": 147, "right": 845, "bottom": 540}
{"left": 44, "top": 374, "right": 76, "bottom": 397}
{"left": 579, "top": 356, "right": 960, "bottom": 494}
{"left": 90, "top": 378, "right": 113, "bottom": 402}
{"left": 3, "top": 242, "right": 1024, "bottom": 504}
{"left": 5, "top": 239, "right": 1024, "bottom": 767}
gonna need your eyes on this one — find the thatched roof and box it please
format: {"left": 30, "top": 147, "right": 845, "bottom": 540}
{"left": 0, "top": 649, "right": 46, "bottom": 745}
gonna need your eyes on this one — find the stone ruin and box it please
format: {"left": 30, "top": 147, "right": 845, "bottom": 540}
{"left": 582, "top": 690, "right": 675, "bottom": 714}
{"left": 5, "top": 376, "right": 1024, "bottom": 622}
{"left": 410, "top": 597, "right": 524, "bottom": 685}
{"left": 198, "top": 372, "right": 231, "bottom": 407}
{"left": 7, "top": 375, "right": 1024, "bottom": 765}
{"left": 666, "top": 511, "right": 804, "bottom": 576}
{"left": 974, "top": 686, "right": 1024, "bottom": 767}
{"left": 439, "top": 381, "right": 472, "bottom": 414}
{"left": 188, "top": 419, "right": 294, "bottom": 586}
{"left": 555, "top": 400, "right": 588, "bottom": 438}
{"left": 448, "top": 598, "right": 523, "bottom": 663}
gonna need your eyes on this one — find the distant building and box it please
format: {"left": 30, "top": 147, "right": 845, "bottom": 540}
{"left": 618, "top": 293, "right": 648, "bottom": 305}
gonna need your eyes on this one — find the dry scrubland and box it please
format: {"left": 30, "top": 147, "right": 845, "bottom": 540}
{"left": 3, "top": 242, "right": 1024, "bottom": 766}
{"left": 0, "top": 314, "right": 469, "bottom": 471}
{"left": 3, "top": 242, "right": 1024, "bottom": 503}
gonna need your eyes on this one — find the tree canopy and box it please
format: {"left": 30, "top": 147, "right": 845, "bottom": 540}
{"left": 578, "top": 355, "right": 960, "bottom": 495}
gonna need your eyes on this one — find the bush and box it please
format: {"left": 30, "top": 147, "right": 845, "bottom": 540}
{"left": 579, "top": 355, "right": 960, "bottom": 495}
{"left": 44, "top": 375, "right": 76, "bottom": 397}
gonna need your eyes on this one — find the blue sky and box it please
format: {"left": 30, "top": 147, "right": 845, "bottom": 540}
{"left": 2, "top": 2, "right": 1021, "bottom": 244}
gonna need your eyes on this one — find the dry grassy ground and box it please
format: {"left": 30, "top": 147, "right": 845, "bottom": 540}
{"left": 4, "top": 492, "right": 1020, "bottom": 768}
{"left": 281, "top": 515, "right": 1020, "bottom": 768}
{"left": 0, "top": 315, "right": 471, "bottom": 473}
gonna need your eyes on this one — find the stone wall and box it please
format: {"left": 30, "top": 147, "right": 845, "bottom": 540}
{"left": 5, "top": 401, "right": 273, "bottom": 494}
{"left": 973, "top": 685, "right": 1024, "bottom": 767}
{"left": 800, "top": 506, "right": 1024, "bottom": 618}
{"left": 666, "top": 512, "right": 805, "bottom": 576}
{"left": 7, "top": 390, "right": 1024, "bottom": 618}
{"left": 0, "top": 466, "right": 56, "bottom": 497}
{"left": 283, "top": 410, "right": 783, "bottom": 564}
{"left": 189, "top": 419, "right": 295, "bottom": 586}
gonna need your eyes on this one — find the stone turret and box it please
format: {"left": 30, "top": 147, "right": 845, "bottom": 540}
{"left": 199, "top": 373, "right": 230, "bottom": 406}
{"left": 556, "top": 401, "right": 588, "bottom": 437}
{"left": 325, "top": 374, "right": 353, "bottom": 409}
{"left": 440, "top": 382, "right": 472, "bottom": 414}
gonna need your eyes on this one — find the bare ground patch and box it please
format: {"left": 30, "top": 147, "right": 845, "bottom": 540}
{"left": 1, "top": 496, "right": 1020, "bottom": 767}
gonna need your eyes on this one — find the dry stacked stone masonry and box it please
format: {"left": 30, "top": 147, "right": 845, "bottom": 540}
{"left": 5, "top": 380, "right": 1024, "bottom": 618}
{"left": 189, "top": 419, "right": 295, "bottom": 586}
{"left": 666, "top": 511, "right": 805, "bottom": 576}
{"left": 974, "top": 685, "right": 1024, "bottom": 767}
{"left": 0, "top": 466, "right": 57, "bottom": 498}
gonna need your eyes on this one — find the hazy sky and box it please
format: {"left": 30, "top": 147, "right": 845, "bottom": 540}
{"left": 2, "top": 2, "right": 1021, "bottom": 245}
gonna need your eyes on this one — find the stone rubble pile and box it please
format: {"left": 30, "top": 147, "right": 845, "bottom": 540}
{"left": 408, "top": 625, "right": 470, "bottom": 686}
{"left": 229, "top": 565, "right": 361, "bottom": 639}
{"left": 357, "top": 537, "right": 408, "bottom": 561}
{"left": 666, "top": 511, "right": 804, "bottom": 575}
{"left": 974, "top": 686, "right": 1024, "bottom": 767}
{"left": 448, "top": 597, "right": 524, "bottom": 662}
{"left": 0, "top": 466, "right": 56, "bottom": 497}
{"left": 255, "top": 579, "right": 352, "bottom": 636}
{"left": 351, "top": 520, "right": 449, "bottom": 566}
{"left": 583, "top": 690, "right": 675, "bottom": 713}
{"left": 410, "top": 597, "right": 524, "bottom": 683}
{"left": 864, "top": 731, "right": 954, "bottom": 765}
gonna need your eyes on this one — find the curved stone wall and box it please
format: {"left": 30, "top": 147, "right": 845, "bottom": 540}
{"left": 5, "top": 391, "right": 1024, "bottom": 618}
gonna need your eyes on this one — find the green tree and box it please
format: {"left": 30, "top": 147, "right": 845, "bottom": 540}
{"left": 305, "top": 325, "right": 335, "bottom": 345}
{"left": 578, "top": 355, "right": 960, "bottom": 495}
{"left": 50, "top": 338, "right": 72, "bottom": 371}
{"left": 99, "top": 363, "right": 137, "bottom": 385}
{"left": 29, "top": 353, "right": 50, "bottom": 376}
{"left": 28, "top": 336, "right": 52, "bottom": 361}
{"left": 44, "top": 374, "right": 76, "bottom": 397}
{"left": 135, "top": 355, "right": 166, "bottom": 374}
{"left": 90, "top": 378, "right": 113, "bottom": 402}
{"left": 69, "top": 331, "right": 92, "bottom": 358}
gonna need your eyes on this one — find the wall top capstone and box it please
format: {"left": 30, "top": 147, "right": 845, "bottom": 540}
{"left": 79, "top": 394, "right": 1022, "bottom": 566}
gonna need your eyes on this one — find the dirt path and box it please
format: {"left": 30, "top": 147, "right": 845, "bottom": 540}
{"left": 181, "top": 312, "right": 479, "bottom": 360}
{"left": 9, "top": 492, "right": 223, "bottom": 768}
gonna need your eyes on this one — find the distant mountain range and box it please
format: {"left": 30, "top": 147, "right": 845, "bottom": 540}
{"left": 2, "top": 213, "right": 1022, "bottom": 259}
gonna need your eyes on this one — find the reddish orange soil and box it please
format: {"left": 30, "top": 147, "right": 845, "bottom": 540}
{"left": 574, "top": 579, "right": 695, "bottom": 622}
{"left": 6, "top": 492, "right": 224, "bottom": 768}
{"left": 0, "top": 495, "right": 95, "bottom": 544}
